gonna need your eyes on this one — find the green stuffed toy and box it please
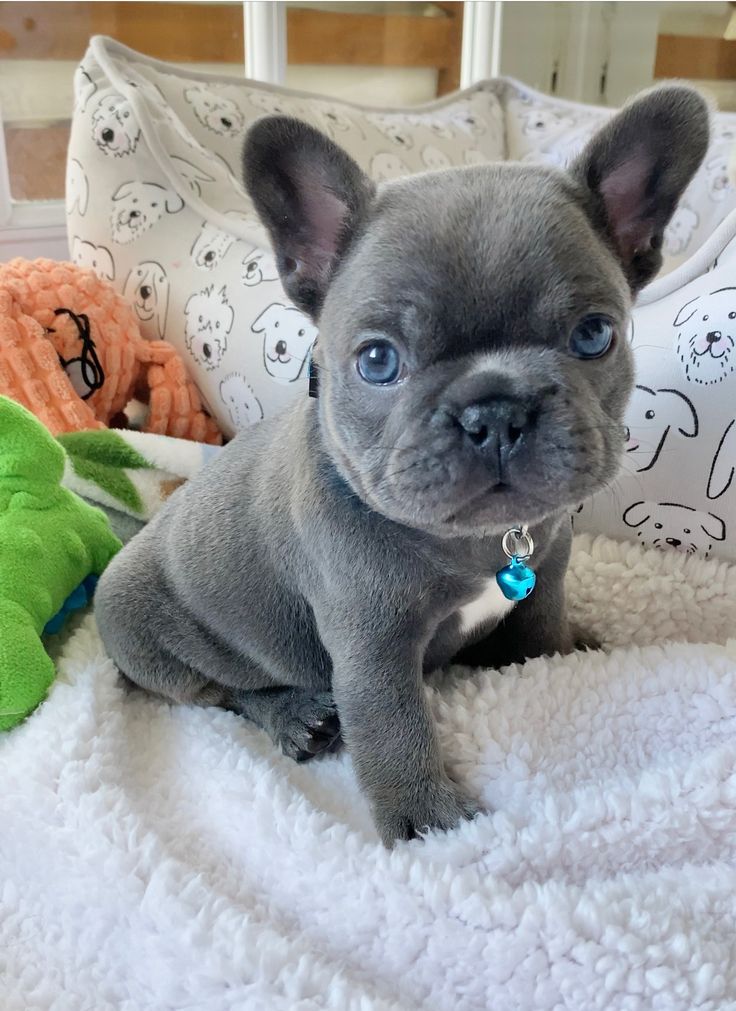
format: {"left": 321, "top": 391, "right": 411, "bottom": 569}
{"left": 0, "top": 396, "right": 121, "bottom": 730}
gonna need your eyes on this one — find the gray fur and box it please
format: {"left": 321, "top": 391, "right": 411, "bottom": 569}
{"left": 96, "top": 85, "right": 709, "bottom": 846}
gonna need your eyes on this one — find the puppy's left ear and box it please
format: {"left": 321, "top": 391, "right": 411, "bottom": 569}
{"left": 571, "top": 85, "right": 710, "bottom": 290}
{"left": 243, "top": 115, "right": 375, "bottom": 318}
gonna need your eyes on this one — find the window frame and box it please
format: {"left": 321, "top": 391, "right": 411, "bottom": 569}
{"left": 0, "top": 0, "right": 496, "bottom": 251}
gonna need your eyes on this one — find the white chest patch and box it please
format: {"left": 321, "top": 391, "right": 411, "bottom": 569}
{"left": 456, "top": 578, "right": 515, "bottom": 635}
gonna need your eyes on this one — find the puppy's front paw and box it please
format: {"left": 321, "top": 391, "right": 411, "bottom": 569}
{"left": 375, "top": 779, "right": 480, "bottom": 848}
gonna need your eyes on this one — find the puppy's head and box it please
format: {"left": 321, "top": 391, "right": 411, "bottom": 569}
{"left": 244, "top": 86, "right": 709, "bottom": 537}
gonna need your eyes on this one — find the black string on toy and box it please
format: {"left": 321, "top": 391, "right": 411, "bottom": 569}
{"left": 49, "top": 307, "right": 105, "bottom": 400}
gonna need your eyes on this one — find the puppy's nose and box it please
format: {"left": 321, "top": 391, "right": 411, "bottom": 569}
{"left": 666, "top": 537, "right": 681, "bottom": 547}
{"left": 275, "top": 339, "right": 287, "bottom": 355}
{"left": 140, "top": 285, "right": 152, "bottom": 300}
{"left": 707, "top": 330, "right": 722, "bottom": 343}
{"left": 456, "top": 398, "right": 534, "bottom": 462}
{"left": 101, "top": 128, "right": 114, "bottom": 142}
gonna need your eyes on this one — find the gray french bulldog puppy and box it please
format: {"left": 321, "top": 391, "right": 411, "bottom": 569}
{"left": 95, "top": 84, "right": 708, "bottom": 846}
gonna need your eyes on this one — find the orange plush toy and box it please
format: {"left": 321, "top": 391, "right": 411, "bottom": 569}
{"left": 0, "top": 259, "right": 221, "bottom": 444}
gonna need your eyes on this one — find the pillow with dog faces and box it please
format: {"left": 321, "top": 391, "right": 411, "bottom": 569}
{"left": 67, "top": 38, "right": 506, "bottom": 437}
{"left": 574, "top": 209, "right": 736, "bottom": 563}
{"left": 503, "top": 79, "right": 736, "bottom": 276}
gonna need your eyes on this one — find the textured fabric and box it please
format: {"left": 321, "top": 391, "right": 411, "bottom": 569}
{"left": 503, "top": 79, "right": 736, "bottom": 275}
{"left": 0, "top": 397, "right": 120, "bottom": 731}
{"left": 66, "top": 36, "right": 507, "bottom": 438}
{"left": 0, "top": 257, "right": 221, "bottom": 443}
{"left": 576, "top": 209, "right": 736, "bottom": 562}
{"left": 3, "top": 532, "right": 736, "bottom": 1008}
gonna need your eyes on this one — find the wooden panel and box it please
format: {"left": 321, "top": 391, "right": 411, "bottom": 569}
{"left": 0, "top": 3, "right": 245, "bottom": 62}
{"left": 0, "top": 2, "right": 461, "bottom": 88}
{"left": 655, "top": 33, "right": 736, "bottom": 80}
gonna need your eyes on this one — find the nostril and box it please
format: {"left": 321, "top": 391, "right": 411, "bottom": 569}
{"left": 467, "top": 424, "right": 489, "bottom": 447}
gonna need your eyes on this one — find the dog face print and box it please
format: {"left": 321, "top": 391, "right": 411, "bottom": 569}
{"left": 185, "top": 285, "right": 234, "bottom": 371}
{"left": 370, "top": 152, "right": 411, "bottom": 183}
{"left": 91, "top": 94, "right": 141, "bottom": 157}
{"left": 123, "top": 261, "right": 170, "bottom": 338}
{"left": 623, "top": 501, "right": 726, "bottom": 557}
{"left": 315, "top": 104, "right": 360, "bottom": 139}
{"left": 407, "top": 114, "right": 454, "bottom": 141}
{"left": 184, "top": 87, "right": 245, "bottom": 137}
{"left": 706, "top": 154, "right": 730, "bottom": 201}
{"left": 521, "top": 107, "right": 575, "bottom": 139}
{"left": 219, "top": 373, "right": 264, "bottom": 430}
{"left": 248, "top": 91, "right": 294, "bottom": 116}
{"left": 170, "top": 156, "right": 215, "bottom": 197}
{"left": 464, "top": 148, "right": 487, "bottom": 167}
{"left": 251, "top": 303, "right": 318, "bottom": 384}
{"left": 241, "top": 248, "right": 279, "bottom": 286}
{"left": 70, "top": 237, "right": 115, "bottom": 281}
{"left": 707, "top": 419, "right": 736, "bottom": 500}
{"left": 190, "top": 222, "right": 236, "bottom": 271}
{"left": 110, "top": 182, "right": 185, "bottom": 244}
{"left": 623, "top": 385, "right": 698, "bottom": 473}
{"left": 366, "top": 114, "right": 414, "bottom": 151}
{"left": 664, "top": 205, "right": 699, "bottom": 256}
{"left": 66, "top": 159, "right": 89, "bottom": 216}
{"left": 74, "top": 65, "right": 97, "bottom": 112}
{"left": 675, "top": 288, "right": 736, "bottom": 385}
{"left": 421, "top": 145, "right": 452, "bottom": 171}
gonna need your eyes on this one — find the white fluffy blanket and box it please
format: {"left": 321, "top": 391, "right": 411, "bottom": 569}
{"left": 3, "top": 534, "right": 736, "bottom": 1011}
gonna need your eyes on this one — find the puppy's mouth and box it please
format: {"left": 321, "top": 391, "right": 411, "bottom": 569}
{"left": 267, "top": 351, "right": 293, "bottom": 365}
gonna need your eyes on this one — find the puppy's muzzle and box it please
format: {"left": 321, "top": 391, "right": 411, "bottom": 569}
{"left": 452, "top": 397, "right": 534, "bottom": 467}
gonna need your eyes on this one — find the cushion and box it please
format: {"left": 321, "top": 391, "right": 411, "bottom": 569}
{"left": 66, "top": 36, "right": 506, "bottom": 437}
{"left": 574, "top": 210, "right": 736, "bottom": 563}
{"left": 502, "top": 78, "right": 736, "bottom": 275}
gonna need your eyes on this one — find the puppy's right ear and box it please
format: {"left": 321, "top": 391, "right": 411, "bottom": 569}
{"left": 243, "top": 116, "right": 375, "bottom": 318}
{"left": 571, "top": 85, "right": 710, "bottom": 291}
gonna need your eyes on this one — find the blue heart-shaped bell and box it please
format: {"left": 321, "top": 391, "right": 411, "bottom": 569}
{"left": 496, "top": 555, "right": 537, "bottom": 601}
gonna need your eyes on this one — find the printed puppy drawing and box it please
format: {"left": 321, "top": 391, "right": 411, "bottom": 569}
{"left": 706, "top": 154, "right": 730, "bottom": 201}
{"left": 675, "top": 287, "right": 736, "bottom": 385}
{"left": 66, "top": 160, "right": 89, "bottom": 216}
{"left": 623, "top": 384, "right": 698, "bottom": 473}
{"left": 251, "top": 303, "right": 318, "bottom": 384}
{"left": 170, "top": 156, "right": 216, "bottom": 197}
{"left": 623, "top": 501, "right": 726, "bottom": 557}
{"left": 91, "top": 94, "right": 141, "bottom": 157}
{"left": 185, "top": 87, "right": 245, "bottom": 137}
{"left": 707, "top": 419, "right": 736, "bottom": 500}
{"left": 370, "top": 152, "right": 411, "bottom": 183}
{"left": 522, "top": 108, "right": 575, "bottom": 138}
{"left": 664, "top": 205, "right": 699, "bottom": 256}
{"left": 219, "top": 373, "right": 264, "bottom": 430}
{"left": 241, "top": 248, "right": 279, "bottom": 286}
{"left": 184, "top": 285, "right": 234, "bottom": 371}
{"left": 421, "top": 146, "right": 452, "bottom": 171}
{"left": 123, "top": 261, "right": 170, "bottom": 338}
{"left": 365, "top": 114, "right": 414, "bottom": 150}
{"left": 190, "top": 222, "right": 236, "bottom": 271}
{"left": 110, "top": 182, "right": 185, "bottom": 244}
{"left": 74, "top": 65, "right": 97, "bottom": 112}
{"left": 71, "top": 237, "right": 115, "bottom": 281}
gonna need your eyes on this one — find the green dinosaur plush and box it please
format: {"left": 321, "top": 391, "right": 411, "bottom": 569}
{"left": 0, "top": 396, "right": 121, "bottom": 730}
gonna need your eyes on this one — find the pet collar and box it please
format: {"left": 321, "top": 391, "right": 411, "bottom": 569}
{"left": 496, "top": 525, "right": 536, "bottom": 601}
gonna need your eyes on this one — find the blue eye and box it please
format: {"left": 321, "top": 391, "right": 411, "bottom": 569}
{"left": 569, "top": 315, "right": 615, "bottom": 359}
{"left": 356, "top": 340, "right": 402, "bottom": 385}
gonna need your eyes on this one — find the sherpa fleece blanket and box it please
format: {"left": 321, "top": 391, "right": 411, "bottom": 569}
{"left": 2, "top": 531, "right": 736, "bottom": 1010}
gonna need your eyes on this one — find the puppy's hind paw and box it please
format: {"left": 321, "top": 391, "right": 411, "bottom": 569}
{"left": 277, "top": 690, "right": 342, "bottom": 763}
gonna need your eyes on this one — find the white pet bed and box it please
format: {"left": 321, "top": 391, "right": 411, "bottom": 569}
{"left": 3, "top": 534, "right": 736, "bottom": 1010}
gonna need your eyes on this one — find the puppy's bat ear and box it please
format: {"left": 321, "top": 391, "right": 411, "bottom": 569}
{"left": 571, "top": 85, "right": 710, "bottom": 291}
{"left": 243, "top": 115, "right": 375, "bottom": 318}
